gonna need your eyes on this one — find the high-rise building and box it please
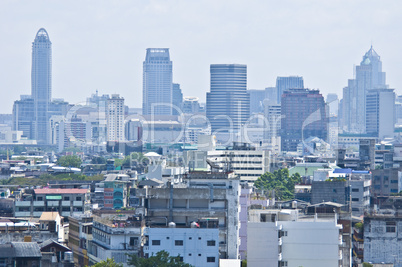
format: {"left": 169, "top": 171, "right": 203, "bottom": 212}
{"left": 366, "top": 88, "right": 395, "bottom": 140}
{"left": 248, "top": 89, "right": 265, "bottom": 114}
{"left": 13, "top": 28, "right": 68, "bottom": 144}
{"left": 32, "top": 28, "right": 52, "bottom": 144}
{"left": 206, "top": 64, "right": 250, "bottom": 134}
{"left": 172, "top": 83, "right": 183, "bottom": 115}
{"left": 142, "top": 48, "right": 173, "bottom": 116}
{"left": 106, "top": 94, "right": 124, "bottom": 142}
{"left": 276, "top": 76, "right": 304, "bottom": 104}
{"left": 264, "top": 87, "right": 277, "bottom": 105}
{"left": 342, "top": 46, "right": 387, "bottom": 133}
{"left": 281, "top": 89, "right": 328, "bottom": 152}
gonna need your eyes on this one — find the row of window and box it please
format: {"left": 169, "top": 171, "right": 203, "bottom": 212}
{"left": 151, "top": 239, "right": 216, "bottom": 246}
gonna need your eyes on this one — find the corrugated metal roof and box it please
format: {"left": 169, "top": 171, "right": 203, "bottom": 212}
{"left": 11, "top": 242, "right": 41, "bottom": 258}
{"left": 34, "top": 188, "right": 88, "bottom": 194}
{"left": 0, "top": 244, "right": 15, "bottom": 258}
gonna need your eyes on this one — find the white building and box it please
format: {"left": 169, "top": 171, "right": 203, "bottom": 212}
{"left": 107, "top": 94, "right": 125, "bottom": 142}
{"left": 247, "top": 209, "right": 343, "bottom": 267}
{"left": 144, "top": 226, "right": 219, "bottom": 267}
{"left": 207, "top": 149, "right": 270, "bottom": 183}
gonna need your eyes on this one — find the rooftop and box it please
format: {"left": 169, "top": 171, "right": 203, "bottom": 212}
{"left": 34, "top": 188, "right": 89, "bottom": 194}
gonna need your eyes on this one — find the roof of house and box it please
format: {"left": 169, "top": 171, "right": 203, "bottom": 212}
{"left": 0, "top": 244, "right": 15, "bottom": 258}
{"left": 39, "top": 212, "right": 60, "bottom": 221}
{"left": 11, "top": 242, "right": 41, "bottom": 258}
{"left": 34, "top": 188, "right": 88, "bottom": 194}
{"left": 138, "top": 178, "right": 164, "bottom": 187}
{"left": 39, "top": 239, "right": 71, "bottom": 251}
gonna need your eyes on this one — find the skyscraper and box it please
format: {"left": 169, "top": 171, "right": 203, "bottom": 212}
{"left": 142, "top": 48, "right": 173, "bottom": 116}
{"left": 366, "top": 89, "right": 395, "bottom": 139}
{"left": 281, "top": 89, "right": 328, "bottom": 152}
{"left": 342, "top": 46, "right": 387, "bottom": 133}
{"left": 107, "top": 94, "right": 125, "bottom": 142}
{"left": 276, "top": 76, "right": 304, "bottom": 104}
{"left": 206, "top": 64, "right": 250, "bottom": 134}
{"left": 172, "top": 83, "right": 183, "bottom": 115}
{"left": 32, "top": 28, "right": 52, "bottom": 144}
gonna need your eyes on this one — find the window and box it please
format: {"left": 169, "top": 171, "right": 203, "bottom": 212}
{"left": 352, "top": 188, "right": 359, "bottom": 192}
{"left": 175, "top": 240, "right": 183, "bottom": 246}
{"left": 152, "top": 240, "right": 160, "bottom": 246}
{"left": 189, "top": 237, "right": 192, "bottom": 240}
{"left": 207, "top": 257, "right": 215, "bottom": 263}
{"left": 76, "top": 197, "right": 82, "bottom": 201}
{"left": 198, "top": 237, "right": 202, "bottom": 240}
{"left": 198, "top": 254, "right": 201, "bottom": 257}
{"left": 64, "top": 196, "right": 70, "bottom": 201}
{"left": 188, "top": 254, "right": 192, "bottom": 256}
{"left": 352, "top": 198, "right": 359, "bottom": 202}
{"left": 130, "top": 237, "right": 138, "bottom": 246}
{"left": 386, "top": 221, "right": 396, "bottom": 233}
{"left": 179, "top": 257, "right": 183, "bottom": 262}
{"left": 207, "top": 240, "right": 216, "bottom": 246}
{"left": 37, "top": 197, "right": 43, "bottom": 201}
{"left": 166, "top": 237, "right": 170, "bottom": 239}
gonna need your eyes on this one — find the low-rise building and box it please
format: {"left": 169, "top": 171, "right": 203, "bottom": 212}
{"left": 68, "top": 214, "right": 93, "bottom": 266}
{"left": 14, "top": 188, "right": 90, "bottom": 218}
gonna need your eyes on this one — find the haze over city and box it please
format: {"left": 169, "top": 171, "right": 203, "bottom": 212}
{"left": 1, "top": 0, "right": 402, "bottom": 113}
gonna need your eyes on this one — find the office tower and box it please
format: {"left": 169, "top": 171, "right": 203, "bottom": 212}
{"left": 142, "top": 48, "right": 173, "bottom": 116}
{"left": 107, "top": 94, "right": 125, "bottom": 142}
{"left": 264, "top": 87, "right": 277, "bottom": 105}
{"left": 172, "top": 83, "right": 183, "bottom": 115}
{"left": 366, "top": 89, "right": 395, "bottom": 140}
{"left": 342, "top": 46, "right": 387, "bottom": 133}
{"left": 182, "top": 96, "right": 200, "bottom": 114}
{"left": 248, "top": 89, "right": 265, "bottom": 114}
{"left": 206, "top": 64, "right": 250, "bottom": 133}
{"left": 32, "top": 28, "right": 52, "bottom": 144}
{"left": 281, "top": 89, "right": 328, "bottom": 152}
{"left": 276, "top": 76, "right": 304, "bottom": 104}
{"left": 326, "top": 93, "right": 339, "bottom": 117}
{"left": 263, "top": 104, "right": 281, "bottom": 143}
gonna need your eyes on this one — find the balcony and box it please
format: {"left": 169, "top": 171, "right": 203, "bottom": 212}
{"left": 33, "top": 211, "right": 43, "bottom": 217}
{"left": 33, "top": 201, "right": 44, "bottom": 206}
{"left": 15, "top": 201, "right": 31, "bottom": 207}
{"left": 73, "top": 201, "right": 83, "bottom": 206}
{"left": 47, "top": 201, "right": 59, "bottom": 207}
{"left": 15, "top": 211, "right": 31, "bottom": 217}
{"left": 62, "top": 201, "right": 70, "bottom": 206}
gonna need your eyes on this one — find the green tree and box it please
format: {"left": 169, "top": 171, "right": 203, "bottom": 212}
{"left": 254, "top": 169, "right": 300, "bottom": 201}
{"left": 87, "top": 258, "right": 123, "bottom": 267}
{"left": 57, "top": 155, "right": 82, "bottom": 168}
{"left": 91, "top": 156, "right": 107, "bottom": 164}
{"left": 128, "top": 250, "right": 193, "bottom": 267}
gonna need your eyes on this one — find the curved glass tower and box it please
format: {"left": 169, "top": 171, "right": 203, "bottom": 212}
{"left": 32, "top": 28, "right": 52, "bottom": 144}
{"left": 206, "top": 64, "right": 250, "bottom": 133}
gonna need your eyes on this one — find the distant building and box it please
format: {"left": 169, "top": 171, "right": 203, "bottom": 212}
{"left": 276, "top": 76, "right": 304, "bottom": 104}
{"left": 106, "top": 94, "right": 125, "bottom": 142}
{"left": 281, "top": 89, "right": 328, "bottom": 152}
{"left": 182, "top": 96, "right": 201, "bottom": 114}
{"left": 248, "top": 89, "right": 265, "bottom": 114}
{"left": 206, "top": 64, "right": 250, "bottom": 135}
{"left": 366, "top": 88, "right": 395, "bottom": 140}
{"left": 342, "top": 46, "right": 387, "bottom": 134}
{"left": 68, "top": 214, "right": 93, "bottom": 266}
{"left": 172, "top": 83, "right": 183, "bottom": 115}
{"left": 142, "top": 48, "right": 173, "bottom": 116}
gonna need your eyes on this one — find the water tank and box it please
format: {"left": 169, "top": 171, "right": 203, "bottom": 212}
{"left": 292, "top": 201, "right": 297, "bottom": 209}
{"left": 64, "top": 252, "right": 73, "bottom": 262}
{"left": 168, "top": 222, "right": 176, "bottom": 228}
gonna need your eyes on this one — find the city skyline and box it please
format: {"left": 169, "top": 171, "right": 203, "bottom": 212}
{"left": 1, "top": 1, "right": 401, "bottom": 114}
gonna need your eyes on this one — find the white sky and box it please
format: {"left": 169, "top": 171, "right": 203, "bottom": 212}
{"left": 0, "top": 0, "right": 401, "bottom": 113}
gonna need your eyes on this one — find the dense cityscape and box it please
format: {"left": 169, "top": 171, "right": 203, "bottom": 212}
{"left": 0, "top": 9, "right": 401, "bottom": 267}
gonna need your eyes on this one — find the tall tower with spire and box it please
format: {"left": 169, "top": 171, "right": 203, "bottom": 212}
{"left": 32, "top": 28, "right": 52, "bottom": 144}
{"left": 342, "top": 46, "right": 387, "bottom": 134}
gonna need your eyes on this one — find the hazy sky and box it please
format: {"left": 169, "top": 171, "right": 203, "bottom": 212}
{"left": 1, "top": 0, "right": 401, "bottom": 113}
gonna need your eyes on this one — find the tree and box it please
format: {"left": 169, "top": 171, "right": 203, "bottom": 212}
{"left": 127, "top": 250, "right": 193, "bottom": 267}
{"left": 87, "top": 258, "right": 123, "bottom": 267}
{"left": 57, "top": 155, "right": 82, "bottom": 168}
{"left": 254, "top": 169, "right": 300, "bottom": 201}
{"left": 91, "top": 156, "right": 107, "bottom": 164}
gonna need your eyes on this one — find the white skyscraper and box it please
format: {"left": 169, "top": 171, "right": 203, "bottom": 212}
{"left": 142, "top": 48, "right": 173, "bottom": 116}
{"left": 107, "top": 94, "right": 125, "bottom": 142}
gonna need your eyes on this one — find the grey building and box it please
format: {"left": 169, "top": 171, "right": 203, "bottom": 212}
{"left": 276, "top": 76, "right": 304, "bottom": 104}
{"left": 248, "top": 89, "right": 265, "bottom": 114}
{"left": 206, "top": 64, "right": 250, "bottom": 134}
{"left": 342, "top": 46, "right": 387, "bottom": 134}
{"left": 366, "top": 88, "right": 395, "bottom": 140}
{"left": 142, "top": 48, "right": 173, "bottom": 116}
{"left": 172, "top": 83, "right": 183, "bottom": 115}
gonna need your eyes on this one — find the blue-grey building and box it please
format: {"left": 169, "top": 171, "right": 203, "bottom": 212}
{"left": 276, "top": 76, "right": 304, "bottom": 104}
{"left": 342, "top": 46, "right": 387, "bottom": 134}
{"left": 206, "top": 64, "right": 250, "bottom": 134}
{"left": 32, "top": 28, "right": 52, "bottom": 144}
{"left": 142, "top": 48, "right": 173, "bottom": 116}
{"left": 248, "top": 89, "right": 265, "bottom": 114}
{"left": 172, "top": 83, "right": 183, "bottom": 115}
